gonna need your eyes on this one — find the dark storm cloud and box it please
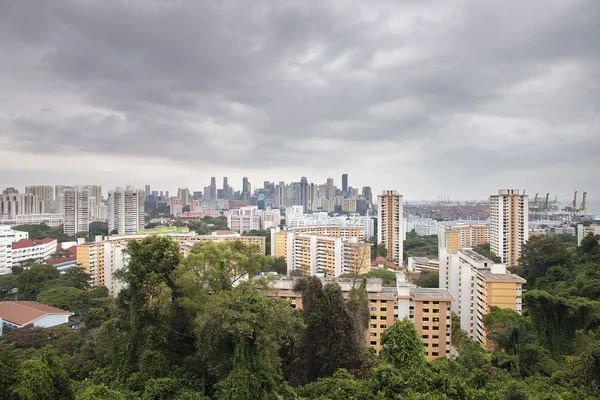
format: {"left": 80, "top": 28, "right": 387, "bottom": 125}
{"left": 0, "top": 0, "right": 598, "bottom": 197}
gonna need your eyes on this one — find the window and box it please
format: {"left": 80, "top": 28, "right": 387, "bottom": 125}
{"left": 423, "top": 343, "right": 429, "bottom": 347}
{"left": 380, "top": 307, "right": 387, "bottom": 312}
{"left": 433, "top": 326, "right": 439, "bottom": 331}
{"left": 432, "top": 335, "right": 439, "bottom": 339}
{"left": 370, "top": 307, "right": 377, "bottom": 312}
{"left": 370, "top": 324, "right": 377, "bottom": 329}
{"left": 423, "top": 308, "right": 429, "bottom": 313}
{"left": 370, "top": 333, "right": 377, "bottom": 337}
{"left": 380, "top": 324, "right": 387, "bottom": 329}
{"left": 432, "top": 344, "right": 439, "bottom": 348}
{"left": 423, "top": 301, "right": 430, "bottom": 304}
{"left": 370, "top": 341, "right": 377, "bottom": 346}
{"left": 380, "top": 316, "right": 387, "bottom": 320}
{"left": 422, "top": 335, "right": 429, "bottom": 339}
{"left": 422, "top": 317, "right": 429, "bottom": 322}
{"left": 432, "top": 352, "right": 439, "bottom": 357}
{"left": 423, "top": 326, "right": 429, "bottom": 331}
{"left": 371, "top": 316, "right": 377, "bottom": 320}
{"left": 433, "top": 309, "right": 439, "bottom": 313}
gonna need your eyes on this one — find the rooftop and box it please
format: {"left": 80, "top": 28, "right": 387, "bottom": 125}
{"left": 478, "top": 270, "right": 527, "bottom": 282}
{"left": 460, "top": 249, "right": 493, "bottom": 263}
{"left": 0, "top": 301, "right": 73, "bottom": 326}
{"left": 410, "top": 288, "right": 455, "bottom": 300}
{"left": 11, "top": 238, "right": 56, "bottom": 250}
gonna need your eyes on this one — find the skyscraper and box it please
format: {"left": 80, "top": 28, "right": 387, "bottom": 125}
{"left": 145, "top": 184, "right": 151, "bottom": 200}
{"left": 377, "top": 190, "right": 404, "bottom": 263}
{"left": 108, "top": 186, "right": 145, "bottom": 235}
{"left": 64, "top": 186, "right": 89, "bottom": 236}
{"left": 177, "top": 188, "right": 190, "bottom": 207}
{"left": 210, "top": 177, "right": 217, "bottom": 201}
{"left": 25, "top": 185, "right": 54, "bottom": 213}
{"left": 342, "top": 174, "right": 348, "bottom": 197}
{"left": 489, "top": 189, "right": 529, "bottom": 266}
{"left": 299, "top": 177, "right": 309, "bottom": 212}
{"left": 222, "top": 177, "right": 229, "bottom": 199}
{"left": 362, "top": 186, "right": 372, "bottom": 204}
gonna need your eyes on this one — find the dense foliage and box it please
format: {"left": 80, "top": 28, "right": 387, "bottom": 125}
{"left": 1, "top": 234, "right": 600, "bottom": 399}
{"left": 403, "top": 231, "right": 438, "bottom": 262}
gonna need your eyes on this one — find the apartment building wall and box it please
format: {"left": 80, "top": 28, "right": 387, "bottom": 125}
{"left": 64, "top": 187, "right": 89, "bottom": 236}
{"left": 489, "top": 189, "right": 528, "bottom": 266}
{"left": 377, "top": 190, "right": 404, "bottom": 263}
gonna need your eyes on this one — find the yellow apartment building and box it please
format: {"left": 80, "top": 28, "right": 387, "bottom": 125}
{"left": 267, "top": 277, "right": 453, "bottom": 360}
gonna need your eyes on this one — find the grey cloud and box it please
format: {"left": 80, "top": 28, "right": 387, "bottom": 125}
{"left": 0, "top": 0, "right": 599, "bottom": 198}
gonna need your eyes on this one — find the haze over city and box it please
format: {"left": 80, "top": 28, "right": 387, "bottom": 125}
{"left": 1, "top": 0, "right": 598, "bottom": 201}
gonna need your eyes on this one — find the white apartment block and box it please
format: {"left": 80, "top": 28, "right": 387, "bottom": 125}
{"left": 11, "top": 238, "right": 58, "bottom": 265}
{"left": 438, "top": 245, "right": 526, "bottom": 346}
{"left": 489, "top": 189, "right": 529, "bottom": 266}
{"left": 261, "top": 209, "right": 281, "bottom": 230}
{"left": 169, "top": 199, "right": 183, "bottom": 216}
{"left": 0, "top": 214, "right": 64, "bottom": 228}
{"left": 107, "top": 186, "right": 145, "bottom": 235}
{"left": 227, "top": 206, "right": 262, "bottom": 232}
{"left": 25, "top": 186, "right": 54, "bottom": 213}
{"left": 0, "top": 193, "right": 41, "bottom": 219}
{"left": 0, "top": 227, "right": 29, "bottom": 275}
{"left": 406, "top": 218, "right": 439, "bottom": 237}
{"left": 285, "top": 210, "right": 374, "bottom": 240}
{"left": 63, "top": 186, "right": 89, "bottom": 237}
{"left": 576, "top": 224, "right": 600, "bottom": 246}
{"left": 377, "top": 190, "right": 404, "bottom": 263}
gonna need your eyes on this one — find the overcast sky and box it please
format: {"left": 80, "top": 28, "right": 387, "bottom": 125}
{"left": 1, "top": 0, "right": 598, "bottom": 202}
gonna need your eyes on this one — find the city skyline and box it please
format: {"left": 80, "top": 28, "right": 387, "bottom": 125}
{"left": 0, "top": 1, "right": 598, "bottom": 200}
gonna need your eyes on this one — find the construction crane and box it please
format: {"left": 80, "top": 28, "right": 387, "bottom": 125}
{"left": 573, "top": 191, "right": 578, "bottom": 217}
{"left": 545, "top": 193, "right": 550, "bottom": 214}
{"left": 579, "top": 192, "right": 587, "bottom": 216}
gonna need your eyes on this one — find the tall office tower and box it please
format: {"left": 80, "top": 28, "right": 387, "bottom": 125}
{"left": 222, "top": 177, "right": 229, "bottom": 199}
{"left": 177, "top": 188, "right": 190, "bottom": 206}
{"left": 489, "top": 189, "right": 529, "bottom": 266}
{"left": 362, "top": 186, "right": 372, "bottom": 203}
{"left": 107, "top": 186, "right": 145, "bottom": 235}
{"left": 165, "top": 191, "right": 170, "bottom": 199}
{"left": 299, "top": 177, "right": 310, "bottom": 212}
{"left": 210, "top": 177, "right": 217, "bottom": 201}
{"left": 377, "top": 190, "right": 404, "bottom": 263}
{"left": 25, "top": 185, "right": 54, "bottom": 213}
{"left": 63, "top": 186, "right": 89, "bottom": 236}
{"left": 145, "top": 185, "right": 151, "bottom": 200}
{"left": 341, "top": 174, "right": 348, "bottom": 197}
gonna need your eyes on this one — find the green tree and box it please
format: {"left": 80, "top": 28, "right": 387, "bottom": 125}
{"left": 416, "top": 271, "right": 439, "bottom": 288}
{"left": 78, "top": 384, "right": 126, "bottom": 400}
{"left": 271, "top": 256, "right": 287, "bottom": 275}
{"left": 88, "top": 221, "right": 109, "bottom": 238}
{"left": 36, "top": 286, "right": 89, "bottom": 315}
{"left": 59, "top": 266, "right": 92, "bottom": 290}
{"left": 0, "top": 344, "right": 19, "bottom": 399}
{"left": 195, "top": 282, "right": 302, "bottom": 399}
{"left": 16, "top": 264, "right": 61, "bottom": 300}
{"left": 13, "top": 347, "right": 75, "bottom": 400}
{"left": 293, "top": 277, "right": 372, "bottom": 383}
{"left": 380, "top": 318, "right": 425, "bottom": 369}
{"left": 472, "top": 243, "right": 502, "bottom": 263}
{"left": 517, "top": 235, "right": 571, "bottom": 281}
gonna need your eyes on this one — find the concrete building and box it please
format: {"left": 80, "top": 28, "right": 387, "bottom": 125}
{"left": 25, "top": 185, "right": 54, "bottom": 213}
{"left": 0, "top": 193, "right": 41, "bottom": 219}
{"left": 438, "top": 247, "right": 526, "bottom": 347}
{"left": 63, "top": 186, "right": 89, "bottom": 236}
{"left": 107, "top": 186, "right": 145, "bottom": 235}
{"left": 377, "top": 190, "right": 404, "bottom": 263}
{"left": 0, "top": 302, "right": 73, "bottom": 335}
{"left": 267, "top": 276, "right": 453, "bottom": 360}
{"left": 76, "top": 242, "right": 106, "bottom": 286}
{"left": 178, "top": 188, "right": 191, "bottom": 207}
{"left": 261, "top": 209, "right": 281, "bottom": 230}
{"left": 0, "top": 213, "right": 64, "bottom": 228}
{"left": 439, "top": 223, "right": 488, "bottom": 252}
{"left": 168, "top": 199, "right": 183, "bottom": 216}
{"left": 489, "top": 189, "right": 529, "bottom": 266}
{"left": 0, "top": 226, "right": 29, "bottom": 274}
{"left": 226, "top": 206, "right": 262, "bottom": 233}
{"left": 11, "top": 238, "right": 57, "bottom": 265}
{"left": 54, "top": 185, "right": 74, "bottom": 216}
{"left": 576, "top": 224, "right": 600, "bottom": 246}
{"left": 407, "top": 257, "right": 439, "bottom": 272}
{"left": 270, "top": 229, "right": 371, "bottom": 277}
{"left": 406, "top": 218, "right": 440, "bottom": 237}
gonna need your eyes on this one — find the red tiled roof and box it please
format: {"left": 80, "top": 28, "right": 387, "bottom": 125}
{"left": 0, "top": 301, "right": 72, "bottom": 326}
{"left": 11, "top": 238, "right": 57, "bottom": 250}
{"left": 371, "top": 257, "right": 399, "bottom": 270}
{"left": 45, "top": 255, "right": 77, "bottom": 266}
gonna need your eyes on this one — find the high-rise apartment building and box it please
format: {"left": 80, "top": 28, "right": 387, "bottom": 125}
{"left": 439, "top": 223, "right": 488, "bottom": 252}
{"left": 177, "top": 188, "right": 190, "bottom": 207}
{"left": 145, "top": 185, "right": 151, "bottom": 200}
{"left": 377, "top": 190, "right": 404, "bottom": 263}
{"left": 64, "top": 186, "right": 89, "bottom": 236}
{"left": 25, "top": 186, "right": 54, "bottom": 213}
{"left": 342, "top": 174, "right": 348, "bottom": 197}
{"left": 107, "top": 186, "right": 145, "bottom": 235}
{"left": 489, "top": 189, "right": 529, "bottom": 266}
{"left": 438, "top": 247, "right": 526, "bottom": 348}
{"left": 267, "top": 277, "right": 453, "bottom": 360}
{"left": 0, "top": 193, "right": 41, "bottom": 219}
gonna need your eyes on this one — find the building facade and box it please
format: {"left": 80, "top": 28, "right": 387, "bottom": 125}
{"left": 439, "top": 223, "right": 488, "bottom": 252}
{"left": 63, "top": 186, "right": 89, "bottom": 236}
{"left": 107, "top": 186, "right": 145, "bottom": 235}
{"left": 267, "top": 277, "right": 453, "bottom": 360}
{"left": 25, "top": 185, "right": 54, "bottom": 213}
{"left": 489, "top": 189, "right": 529, "bottom": 266}
{"left": 377, "top": 190, "right": 404, "bottom": 263}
